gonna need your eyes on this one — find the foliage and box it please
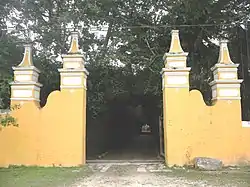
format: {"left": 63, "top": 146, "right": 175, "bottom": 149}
{"left": 0, "top": 0, "right": 250, "bottom": 123}
{"left": 0, "top": 0, "right": 249, "bottom": 156}
{"left": 0, "top": 75, "right": 11, "bottom": 109}
{"left": 0, "top": 105, "right": 20, "bottom": 129}
{"left": 0, "top": 33, "right": 23, "bottom": 109}
{"left": 32, "top": 53, "right": 61, "bottom": 107}
{"left": 0, "top": 0, "right": 23, "bottom": 111}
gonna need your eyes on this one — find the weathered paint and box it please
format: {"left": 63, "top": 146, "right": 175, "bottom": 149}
{"left": 0, "top": 30, "right": 250, "bottom": 168}
{"left": 0, "top": 89, "right": 86, "bottom": 167}
{"left": 0, "top": 32, "right": 87, "bottom": 167}
{"left": 162, "top": 30, "right": 250, "bottom": 166}
{"left": 163, "top": 88, "right": 250, "bottom": 166}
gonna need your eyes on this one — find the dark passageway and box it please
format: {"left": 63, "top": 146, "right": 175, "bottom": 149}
{"left": 103, "top": 132, "right": 159, "bottom": 160}
{"left": 87, "top": 94, "right": 162, "bottom": 161}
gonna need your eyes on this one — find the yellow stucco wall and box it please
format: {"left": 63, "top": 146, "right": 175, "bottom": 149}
{"left": 163, "top": 87, "right": 250, "bottom": 166}
{"left": 162, "top": 30, "right": 250, "bottom": 167}
{"left": 0, "top": 89, "right": 86, "bottom": 167}
{"left": 1, "top": 30, "right": 249, "bottom": 168}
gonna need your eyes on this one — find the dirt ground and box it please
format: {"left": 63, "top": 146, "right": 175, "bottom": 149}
{"left": 69, "top": 162, "right": 250, "bottom": 187}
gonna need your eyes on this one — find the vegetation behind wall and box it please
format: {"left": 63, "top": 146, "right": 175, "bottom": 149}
{"left": 1, "top": 1, "right": 250, "bottom": 127}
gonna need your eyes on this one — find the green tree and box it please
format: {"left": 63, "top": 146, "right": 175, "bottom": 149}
{"left": 1, "top": 0, "right": 250, "bottom": 119}
{"left": 0, "top": 0, "right": 23, "bottom": 109}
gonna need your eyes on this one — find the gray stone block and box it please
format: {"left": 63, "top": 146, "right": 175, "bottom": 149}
{"left": 194, "top": 157, "right": 223, "bottom": 171}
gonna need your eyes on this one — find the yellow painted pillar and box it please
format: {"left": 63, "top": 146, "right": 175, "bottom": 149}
{"left": 209, "top": 40, "right": 243, "bottom": 133}
{"left": 58, "top": 31, "right": 89, "bottom": 165}
{"left": 162, "top": 30, "right": 191, "bottom": 166}
{"left": 207, "top": 40, "right": 244, "bottom": 165}
{"left": 209, "top": 40, "right": 243, "bottom": 102}
{"left": 10, "top": 44, "right": 42, "bottom": 107}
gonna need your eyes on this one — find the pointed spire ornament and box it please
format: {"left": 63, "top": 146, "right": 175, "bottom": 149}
{"left": 209, "top": 39, "right": 243, "bottom": 101}
{"left": 59, "top": 30, "right": 89, "bottom": 90}
{"left": 17, "top": 44, "right": 34, "bottom": 67}
{"left": 163, "top": 30, "right": 188, "bottom": 69}
{"left": 168, "top": 30, "right": 184, "bottom": 53}
{"left": 68, "top": 31, "right": 81, "bottom": 54}
{"left": 217, "top": 40, "right": 234, "bottom": 65}
{"left": 10, "top": 43, "right": 42, "bottom": 103}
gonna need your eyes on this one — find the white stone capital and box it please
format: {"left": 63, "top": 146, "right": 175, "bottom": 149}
{"left": 161, "top": 67, "right": 191, "bottom": 75}
{"left": 211, "top": 63, "right": 239, "bottom": 72}
{"left": 210, "top": 79, "right": 243, "bottom": 100}
{"left": 209, "top": 80, "right": 243, "bottom": 87}
{"left": 59, "top": 68, "right": 88, "bottom": 90}
{"left": 58, "top": 68, "right": 89, "bottom": 76}
{"left": 161, "top": 68, "right": 191, "bottom": 89}
{"left": 12, "top": 66, "right": 41, "bottom": 74}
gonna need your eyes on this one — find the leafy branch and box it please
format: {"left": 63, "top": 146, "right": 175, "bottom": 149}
{"left": 0, "top": 104, "right": 20, "bottom": 129}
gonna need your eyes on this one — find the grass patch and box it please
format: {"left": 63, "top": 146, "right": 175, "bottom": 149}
{"left": 0, "top": 166, "right": 92, "bottom": 187}
{"left": 166, "top": 166, "right": 250, "bottom": 187}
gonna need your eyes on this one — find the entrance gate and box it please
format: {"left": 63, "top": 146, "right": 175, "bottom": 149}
{"left": 0, "top": 29, "right": 249, "bottom": 168}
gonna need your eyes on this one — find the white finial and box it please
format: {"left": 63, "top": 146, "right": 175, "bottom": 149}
{"left": 217, "top": 40, "right": 234, "bottom": 64}
{"left": 18, "top": 44, "right": 33, "bottom": 67}
{"left": 68, "top": 31, "right": 80, "bottom": 54}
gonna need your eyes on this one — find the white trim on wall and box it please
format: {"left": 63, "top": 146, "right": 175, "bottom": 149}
{"left": 12, "top": 90, "right": 33, "bottom": 98}
{"left": 62, "top": 77, "right": 82, "bottom": 86}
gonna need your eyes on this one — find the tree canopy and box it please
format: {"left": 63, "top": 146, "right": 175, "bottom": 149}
{"left": 1, "top": 0, "right": 250, "bottom": 120}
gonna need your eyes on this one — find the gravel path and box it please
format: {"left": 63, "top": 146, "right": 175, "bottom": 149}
{"left": 72, "top": 173, "right": 212, "bottom": 187}
{"left": 69, "top": 162, "right": 240, "bottom": 187}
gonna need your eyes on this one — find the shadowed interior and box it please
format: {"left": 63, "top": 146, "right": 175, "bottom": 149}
{"left": 86, "top": 94, "right": 163, "bottom": 160}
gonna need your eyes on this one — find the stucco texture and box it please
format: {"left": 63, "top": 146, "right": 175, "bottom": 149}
{"left": 0, "top": 89, "right": 86, "bottom": 167}
{"left": 163, "top": 88, "right": 250, "bottom": 166}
